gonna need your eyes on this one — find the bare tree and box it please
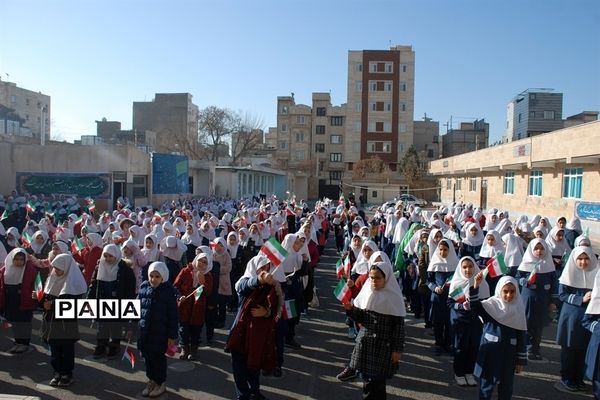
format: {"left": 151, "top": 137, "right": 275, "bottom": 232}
{"left": 198, "top": 106, "right": 240, "bottom": 163}
{"left": 352, "top": 156, "right": 389, "bottom": 180}
{"left": 231, "top": 112, "right": 265, "bottom": 166}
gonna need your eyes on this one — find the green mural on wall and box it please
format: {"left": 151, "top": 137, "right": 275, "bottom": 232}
{"left": 17, "top": 173, "right": 111, "bottom": 198}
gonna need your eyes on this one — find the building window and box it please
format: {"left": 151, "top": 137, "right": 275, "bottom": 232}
{"left": 357, "top": 63, "right": 362, "bottom": 72}
{"left": 529, "top": 170, "right": 543, "bottom": 196}
{"left": 330, "top": 135, "right": 343, "bottom": 144}
{"left": 446, "top": 179, "right": 452, "bottom": 190}
{"left": 399, "top": 123, "right": 407, "bottom": 133}
{"left": 281, "top": 106, "right": 288, "bottom": 115}
{"left": 355, "top": 102, "right": 362, "bottom": 112}
{"left": 315, "top": 125, "right": 326, "bottom": 135}
{"left": 355, "top": 81, "right": 362, "bottom": 92}
{"left": 384, "top": 122, "right": 391, "bottom": 132}
{"left": 529, "top": 111, "right": 536, "bottom": 119}
{"left": 370, "top": 63, "right": 378, "bottom": 73}
{"left": 376, "top": 122, "right": 384, "bottom": 132}
{"left": 386, "top": 102, "right": 392, "bottom": 112}
{"left": 400, "top": 103, "right": 406, "bottom": 112}
{"left": 279, "top": 140, "right": 287, "bottom": 149}
{"left": 563, "top": 167, "right": 583, "bottom": 199}
{"left": 544, "top": 110, "right": 555, "bottom": 120}
{"left": 503, "top": 172, "right": 515, "bottom": 195}
{"left": 281, "top": 123, "right": 287, "bottom": 132}
{"left": 315, "top": 143, "right": 325, "bottom": 153}
{"left": 401, "top": 64, "right": 407, "bottom": 73}
{"left": 330, "top": 116, "right": 344, "bottom": 126}
{"left": 456, "top": 179, "right": 462, "bottom": 191}
{"left": 427, "top": 149, "right": 434, "bottom": 158}
{"left": 133, "top": 175, "right": 148, "bottom": 197}
{"left": 386, "top": 82, "right": 392, "bottom": 91}
{"left": 295, "top": 132, "right": 304, "bottom": 142}
{"left": 400, "top": 82, "right": 407, "bottom": 91}
{"left": 354, "top": 122, "right": 361, "bottom": 132}
{"left": 316, "top": 107, "right": 326, "bottom": 116}
{"left": 348, "top": 162, "right": 354, "bottom": 171}
{"left": 372, "top": 190, "right": 378, "bottom": 198}
{"left": 330, "top": 153, "right": 342, "bottom": 162}
{"left": 518, "top": 113, "right": 522, "bottom": 123}
{"left": 329, "top": 171, "right": 343, "bottom": 181}
{"left": 295, "top": 150, "right": 306, "bottom": 161}
{"left": 385, "top": 63, "right": 393, "bottom": 73}
{"left": 469, "top": 177, "right": 477, "bottom": 192}
{"left": 296, "top": 115, "right": 305, "bottom": 125}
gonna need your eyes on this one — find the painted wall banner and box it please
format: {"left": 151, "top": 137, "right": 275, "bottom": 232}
{"left": 575, "top": 201, "right": 600, "bottom": 222}
{"left": 152, "top": 153, "right": 189, "bottom": 194}
{"left": 16, "top": 173, "right": 111, "bottom": 198}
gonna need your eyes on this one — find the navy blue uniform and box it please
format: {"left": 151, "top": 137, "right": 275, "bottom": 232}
{"left": 427, "top": 271, "right": 453, "bottom": 350}
{"left": 448, "top": 290, "right": 483, "bottom": 377}
{"left": 582, "top": 313, "right": 600, "bottom": 399}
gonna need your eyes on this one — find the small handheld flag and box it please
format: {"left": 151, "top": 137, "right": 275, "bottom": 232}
{"left": 260, "top": 238, "right": 288, "bottom": 267}
{"left": 71, "top": 237, "right": 85, "bottom": 253}
{"left": 333, "top": 277, "right": 352, "bottom": 304}
{"left": 449, "top": 284, "right": 469, "bottom": 304}
{"left": 527, "top": 263, "right": 539, "bottom": 286}
{"left": 193, "top": 285, "right": 204, "bottom": 301}
{"left": 443, "top": 274, "right": 454, "bottom": 288}
{"left": 484, "top": 253, "right": 508, "bottom": 278}
{"left": 34, "top": 272, "right": 44, "bottom": 303}
{"left": 122, "top": 342, "right": 136, "bottom": 369}
{"left": 21, "top": 232, "right": 34, "bottom": 248}
{"left": 282, "top": 299, "right": 297, "bottom": 320}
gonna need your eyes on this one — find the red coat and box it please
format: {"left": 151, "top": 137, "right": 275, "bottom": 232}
{"left": 173, "top": 265, "right": 213, "bottom": 325}
{"left": 72, "top": 246, "right": 103, "bottom": 285}
{"left": 349, "top": 273, "right": 369, "bottom": 298}
{"left": 0, "top": 261, "right": 38, "bottom": 312}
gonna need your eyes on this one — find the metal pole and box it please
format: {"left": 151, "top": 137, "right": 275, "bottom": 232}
{"left": 40, "top": 106, "right": 45, "bottom": 146}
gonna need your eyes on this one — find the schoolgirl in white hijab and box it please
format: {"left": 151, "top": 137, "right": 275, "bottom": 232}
{"left": 5, "top": 227, "right": 21, "bottom": 249}
{"left": 199, "top": 221, "right": 216, "bottom": 242}
{"left": 530, "top": 215, "right": 542, "bottom": 229}
{"left": 479, "top": 230, "right": 505, "bottom": 259}
{"left": 559, "top": 246, "right": 598, "bottom": 290}
{"left": 351, "top": 240, "right": 378, "bottom": 276}
{"left": 545, "top": 226, "right": 571, "bottom": 257}
{"left": 129, "top": 225, "right": 145, "bottom": 247}
{"left": 236, "top": 254, "right": 269, "bottom": 291}
{"left": 427, "top": 228, "right": 444, "bottom": 258}
{"left": 173, "top": 217, "right": 186, "bottom": 235}
{"left": 427, "top": 239, "right": 460, "bottom": 273}
{"left": 477, "top": 276, "right": 527, "bottom": 331}
{"left": 30, "top": 230, "right": 50, "bottom": 255}
{"left": 162, "top": 221, "right": 176, "bottom": 238}
{"left": 141, "top": 234, "right": 161, "bottom": 263}
{"left": 160, "top": 235, "right": 187, "bottom": 263}
{"left": 391, "top": 217, "right": 409, "bottom": 245}
{"left": 193, "top": 252, "right": 213, "bottom": 288}
{"left": 122, "top": 238, "right": 146, "bottom": 292}
{"left": 150, "top": 221, "right": 165, "bottom": 242}
{"left": 518, "top": 238, "right": 555, "bottom": 274}
{"left": 3, "top": 248, "right": 29, "bottom": 285}
{"left": 502, "top": 233, "right": 525, "bottom": 269}
{"left": 102, "top": 222, "right": 118, "bottom": 245}
{"left": 97, "top": 244, "right": 122, "bottom": 282}
{"left": 494, "top": 219, "right": 512, "bottom": 236}
{"left": 449, "top": 256, "right": 490, "bottom": 300}
{"left": 44, "top": 254, "right": 87, "bottom": 298}
{"left": 227, "top": 231, "right": 240, "bottom": 259}
{"left": 353, "top": 259, "right": 406, "bottom": 317}
{"left": 585, "top": 266, "right": 600, "bottom": 315}
{"left": 238, "top": 228, "right": 250, "bottom": 247}
{"left": 181, "top": 224, "right": 202, "bottom": 247}
{"left": 272, "top": 234, "right": 303, "bottom": 283}
{"left": 462, "top": 222, "right": 484, "bottom": 247}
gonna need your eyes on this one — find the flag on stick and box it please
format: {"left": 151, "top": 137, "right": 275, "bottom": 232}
{"left": 193, "top": 285, "right": 204, "bottom": 301}
{"left": 444, "top": 273, "right": 454, "bottom": 288}
{"left": 333, "top": 277, "right": 352, "bottom": 304}
{"left": 122, "top": 343, "right": 136, "bottom": 369}
{"left": 282, "top": 299, "right": 297, "bottom": 320}
{"left": 34, "top": 272, "right": 44, "bottom": 303}
{"left": 484, "top": 253, "right": 508, "bottom": 278}
{"left": 260, "top": 238, "right": 288, "bottom": 267}
{"left": 71, "top": 237, "right": 85, "bottom": 253}
{"left": 449, "top": 284, "right": 469, "bottom": 304}
{"left": 21, "top": 232, "right": 34, "bottom": 248}
{"left": 527, "top": 264, "right": 539, "bottom": 286}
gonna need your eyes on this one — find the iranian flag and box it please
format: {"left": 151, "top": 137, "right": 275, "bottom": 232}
{"left": 444, "top": 273, "right": 454, "bottom": 288}
{"left": 26, "top": 201, "right": 37, "bottom": 214}
{"left": 449, "top": 284, "right": 469, "bottom": 304}
{"left": 335, "top": 256, "right": 351, "bottom": 278}
{"left": 260, "top": 237, "right": 288, "bottom": 267}
{"left": 527, "top": 264, "right": 539, "bottom": 286}
{"left": 282, "top": 299, "right": 297, "bottom": 320}
{"left": 286, "top": 203, "right": 295, "bottom": 216}
{"left": 34, "top": 272, "right": 44, "bottom": 302}
{"left": 0, "top": 210, "right": 8, "bottom": 220}
{"left": 71, "top": 237, "right": 85, "bottom": 253}
{"left": 335, "top": 259, "right": 345, "bottom": 278}
{"left": 193, "top": 285, "right": 204, "bottom": 301}
{"left": 333, "top": 277, "right": 352, "bottom": 304}
{"left": 485, "top": 253, "right": 508, "bottom": 278}
{"left": 21, "top": 232, "right": 33, "bottom": 248}
{"left": 122, "top": 346, "right": 136, "bottom": 369}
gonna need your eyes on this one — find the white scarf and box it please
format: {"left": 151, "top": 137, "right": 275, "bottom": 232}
{"left": 351, "top": 241, "right": 378, "bottom": 275}
{"left": 479, "top": 230, "right": 505, "bottom": 258}
{"left": 236, "top": 254, "right": 269, "bottom": 292}
{"left": 481, "top": 276, "right": 527, "bottom": 331}
{"left": 97, "top": 244, "right": 122, "bottom": 282}
{"left": 559, "top": 246, "right": 598, "bottom": 290}
{"left": 585, "top": 267, "right": 600, "bottom": 315}
{"left": 353, "top": 259, "right": 406, "bottom": 317}
{"left": 181, "top": 224, "right": 202, "bottom": 246}
{"left": 29, "top": 230, "right": 49, "bottom": 255}
{"left": 227, "top": 232, "right": 239, "bottom": 259}
{"left": 427, "top": 228, "right": 443, "bottom": 257}
{"left": 545, "top": 227, "right": 571, "bottom": 257}
{"left": 192, "top": 253, "right": 213, "bottom": 287}
{"left": 392, "top": 218, "right": 409, "bottom": 245}
{"left": 427, "top": 239, "right": 459, "bottom": 272}
{"left": 518, "top": 238, "right": 555, "bottom": 273}
{"left": 449, "top": 256, "right": 490, "bottom": 299}
{"left": 160, "top": 235, "right": 187, "bottom": 262}
{"left": 141, "top": 234, "right": 160, "bottom": 262}
{"left": 462, "top": 222, "right": 484, "bottom": 247}
{"left": 502, "top": 233, "right": 524, "bottom": 267}
{"left": 3, "top": 248, "right": 28, "bottom": 285}
{"left": 44, "top": 254, "right": 87, "bottom": 296}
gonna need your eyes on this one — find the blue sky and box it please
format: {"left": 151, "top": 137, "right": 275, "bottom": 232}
{"left": 1, "top": 0, "right": 598, "bottom": 144}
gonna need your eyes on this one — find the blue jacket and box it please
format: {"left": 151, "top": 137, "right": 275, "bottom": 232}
{"left": 582, "top": 313, "right": 600, "bottom": 381}
{"left": 137, "top": 280, "right": 178, "bottom": 353}
{"left": 556, "top": 284, "right": 591, "bottom": 349}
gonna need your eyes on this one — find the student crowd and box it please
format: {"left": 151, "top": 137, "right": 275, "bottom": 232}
{"left": 0, "top": 192, "right": 598, "bottom": 400}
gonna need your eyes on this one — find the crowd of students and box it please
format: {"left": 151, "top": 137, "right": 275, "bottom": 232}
{"left": 0, "top": 192, "right": 599, "bottom": 400}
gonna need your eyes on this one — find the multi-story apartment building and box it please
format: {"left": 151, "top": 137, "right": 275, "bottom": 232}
{"left": 413, "top": 119, "right": 440, "bottom": 164}
{"left": 504, "top": 89, "right": 563, "bottom": 142}
{"left": 0, "top": 79, "right": 51, "bottom": 142}
{"left": 132, "top": 93, "right": 199, "bottom": 152}
{"left": 441, "top": 119, "right": 489, "bottom": 157}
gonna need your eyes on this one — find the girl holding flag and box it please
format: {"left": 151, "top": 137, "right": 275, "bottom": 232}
{"left": 0, "top": 248, "right": 37, "bottom": 353}
{"left": 427, "top": 238, "right": 460, "bottom": 356}
{"left": 173, "top": 252, "right": 213, "bottom": 360}
{"left": 582, "top": 267, "right": 600, "bottom": 399}
{"left": 447, "top": 256, "right": 490, "bottom": 387}
{"left": 556, "top": 246, "right": 598, "bottom": 392}
{"left": 41, "top": 253, "right": 88, "bottom": 387}
{"left": 342, "top": 256, "right": 406, "bottom": 399}
{"left": 516, "top": 238, "right": 557, "bottom": 360}
{"left": 478, "top": 230, "right": 505, "bottom": 293}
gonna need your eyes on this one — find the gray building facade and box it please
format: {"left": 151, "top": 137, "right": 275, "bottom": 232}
{"left": 505, "top": 89, "right": 563, "bottom": 141}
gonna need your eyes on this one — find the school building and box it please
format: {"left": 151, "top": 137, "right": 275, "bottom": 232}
{"left": 428, "top": 120, "right": 600, "bottom": 238}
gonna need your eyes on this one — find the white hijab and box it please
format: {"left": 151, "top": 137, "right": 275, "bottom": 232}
{"left": 353, "top": 259, "right": 406, "bottom": 317}
{"left": 427, "top": 239, "right": 459, "bottom": 273}
{"left": 479, "top": 230, "right": 505, "bottom": 258}
{"left": 148, "top": 261, "right": 169, "bottom": 283}
{"left": 236, "top": 254, "right": 270, "bottom": 292}
{"left": 518, "top": 238, "right": 555, "bottom": 274}
{"left": 160, "top": 235, "right": 187, "bottom": 262}
{"left": 3, "top": 248, "right": 28, "bottom": 285}
{"left": 45, "top": 254, "right": 87, "bottom": 297}
{"left": 559, "top": 246, "right": 598, "bottom": 290}
{"left": 227, "top": 231, "right": 239, "bottom": 259}
{"left": 449, "top": 256, "right": 490, "bottom": 299}
{"left": 30, "top": 230, "right": 49, "bottom": 255}
{"left": 502, "top": 233, "right": 524, "bottom": 267}
{"left": 351, "top": 240, "right": 378, "bottom": 275}
{"left": 427, "top": 228, "right": 443, "bottom": 257}
{"left": 585, "top": 266, "right": 600, "bottom": 315}
{"left": 462, "top": 222, "right": 484, "bottom": 247}
{"left": 392, "top": 217, "right": 409, "bottom": 245}
{"left": 181, "top": 224, "right": 202, "bottom": 247}
{"left": 97, "top": 244, "right": 122, "bottom": 282}
{"left": 545, "top": 227, "right": 571, "bottom": 257}
{"left": 141, "top": 234, "right": 160, "bottom": 262}
{"left": 274, "top": 234, "right": 302, "bottom": 281}
{"left": 481, "top": 276, "right": 527, "bottom": 331}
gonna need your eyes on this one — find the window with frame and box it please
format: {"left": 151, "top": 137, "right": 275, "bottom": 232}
{"left": 529, "top": 170, "right": 543, "bottom": 196}
{"left": 281, "top": 123, "right": 287, "bottom": 132}
{"left": 315, "top": 125, "right": 326, "bottom": 135}
{"left": 401, "top": 64, "right": 407, "bottom": 73}
{"left": 563, "top": 167, "right": 583, "bottom": 199}
{"left": 329, "top": 171, "right": 342, "bottom": 181}
{"left": 372, "top": 191, "right": 378, "bottom": 198}
{"left": 330, "top": 135, "right": 343, "bottom": 144}
{"left": 330, "top": 153, "right": 342, "bottom": 162}
{"left": 279, "top": 140, "right": 287, "bottom": 149}
{"left": 385, "top": 82, "right": 392, "bottom": 91}
{"left": 503, "top": 172, "right": 515, "bottom": 194}
{"left": 316, "top": 107, "right": 326, "bottom": 116}
{"left": 355, "top": 102, "right": 362, "bottom": 112}
{"left": 355, "top": 81, "right": 362, "bottom": 91}
{"left": 330, "top": 116, "right": 344, "bottom": 126}
{"left": 544, "top": 110, "right": 555, "bottom": 120}
{"left": 281, "top": 105, "right": 288, "bottom": 115}
{"left": 446, "top": 179, "right": 452, "bottom": 190}
{"left": 399, "top": 123, "right": 407, "bottom": 133}
{"left": 295, "top": 132, "right": 304, "bottom": 142}
{"left": 133, "top": 175, "right": 148, "bottom": 197}
{"left": 385, "top": 63, "right": 393, "bottom": 73}
{"left": 469, "top": 177, "right": 477, "bottom": 192}
{"left": 400, "top": 82, "right": 407, "bottom": 91}
{"left": 386, "top": 102, "right": 392, "bottom": 112}
{"left": 357, "top": 63, "right": 362, "bottom": 72}
{"left": 315, "top": 143, "right": 325, "bottom": 153}
{"left": 400, "top": 103, "right": 406, "bottom": 112}
{"left": 296, "top": 115, "right": 305, "bottom": 125}
{"left": 456, "top": 179, "right": 462, "bottom": 191}
{"left": 529, "top": 111, "right": 536, "bottom": 119}
{"left": 295, "top": 150, "right": 305, "bottom": 161}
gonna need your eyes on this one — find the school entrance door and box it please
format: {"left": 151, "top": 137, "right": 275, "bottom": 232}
{"left": 480, "top": 179, "right": 488, "bottom": 210}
